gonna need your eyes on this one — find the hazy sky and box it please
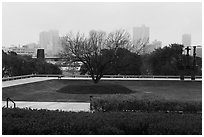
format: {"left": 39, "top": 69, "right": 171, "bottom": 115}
{"left": 2, "top": 2, "right": 202, "bottom": 47}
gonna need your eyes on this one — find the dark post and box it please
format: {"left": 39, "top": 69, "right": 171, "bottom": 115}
{"left": 184, "top": 46, "right": 192, "bottom": 79}
{"left": 90, "top": 96, "right": 93, "bottom": 111}
{"left": 6, "top": 98, "right": 16, "bottom": 108}
{"left": 6, "top": 98, "right": 9, "bottom": 108}
{"left": 191, "top": 46, "right": 196, "bottom": 80}
{"left": 179, "top": 62, "right": 184, "bottom": 80}
{"left": 181, "top": 46, "right": 190, "bottom": 80}
{"left": 179, "top": 50, "right": 184, "bottom": 81}
{"left": 37, "top": 49, "right": 45, "bottom": 59}
{"left": 185, "top": 46, "right": 191, "bottom": 68}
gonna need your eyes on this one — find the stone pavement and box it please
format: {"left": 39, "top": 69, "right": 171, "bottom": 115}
{"left": 2, "top": 77, "right": 55, "bottom": 88}
{"left": 2, "top": 101, "right": 90, "bottom": 112}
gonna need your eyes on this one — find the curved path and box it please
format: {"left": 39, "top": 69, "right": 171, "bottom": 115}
{"left": 2, "top": 101, "right": 90, "bottom": 112}
{"left": 2, "top": 77, "right": 54, "bottom": 88}
{"left": 2, "top": 77, "right": 91, "bottom": 112}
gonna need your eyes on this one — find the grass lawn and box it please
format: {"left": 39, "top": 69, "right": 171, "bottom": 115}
{"left": 2, "top": 79, "right": 202, "bottom": 135}
{"left": 57, "top": 83, "right": 133, "bottom": 94}
{"left": 2, "top": 79, "right": 202, "bottom": 102}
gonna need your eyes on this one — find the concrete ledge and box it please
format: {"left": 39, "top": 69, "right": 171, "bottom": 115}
{"left": 3, "top": 74, "right": 202, "bottom": 82}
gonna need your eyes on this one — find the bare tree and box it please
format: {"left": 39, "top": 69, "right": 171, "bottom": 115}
{"left": 61, "top": 29, "right": 131, "bottom": 83}
{"left": 131, "top": 38, "right": 149, "bottom": 54}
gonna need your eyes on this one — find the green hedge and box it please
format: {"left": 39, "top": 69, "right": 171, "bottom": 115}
{"left": 2, "top": 108, "right": 201, "bottom": 135}
{"left": 92, "top": 94, "right": 202, "bottom": 112}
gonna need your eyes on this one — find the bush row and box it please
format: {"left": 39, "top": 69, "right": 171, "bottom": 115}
{"left": 92, "top": 95, "right": 202, "bottom": 112}
{"left": 2, "top": 108, "right": 201, "bottom": 135}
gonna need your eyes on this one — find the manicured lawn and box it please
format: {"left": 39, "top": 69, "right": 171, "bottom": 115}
{"left": 2, "top": 108, "right": 202, "bottom": 135}
{"left": 57, "top": 83, "right": 133, "bottom": 94}
{"left": 2, "top": 79, "right": 202, "bottom": 102}
{"left": 2, "top": 79, "right": 202, "bottom": 135}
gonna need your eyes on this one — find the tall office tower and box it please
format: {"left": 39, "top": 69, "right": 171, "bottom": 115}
{"left": 39, "top": 30, "right": 61, "bottom": 56}
{"left": 196, "top": 46, "right": 202, "bottom": 58}
{"left": 182, "top": 34, "right": 191, "bottom": 46}
{"left": 182, "top": 34, "right": 192, "bottom": 55}
{"left": 133, "top": 25, "right": 150, "bottom": 53}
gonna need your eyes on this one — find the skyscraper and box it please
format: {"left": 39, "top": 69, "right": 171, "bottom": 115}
{"left": 182, "top": 34, "right": 191, "bottom": 47}
{"left": 196, "top": 46, "right": 202, "bottom": 58}
{"left": 39, "top": 30, "right": 61, "bottom": 56}
{"left": 133, "top": 25, "right": 150, "bottom": 53}
{"left": 182, "top": 34, "right": 192, "bottom": 55}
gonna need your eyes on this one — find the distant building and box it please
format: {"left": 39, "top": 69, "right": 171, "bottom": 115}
{"left": 133, "top": 25, "right": 150, "bottom": 53}
{"left": 2, "top": 46, "right": 10, "bottom": 53}
{"left": 196, "top": 46, "right": 202, "bottom": 58}
{"left": 182, "top": 34, "right": 191, "bottom": 47}
{"left": 143, "top": 40, "right": 162, "bottom": 54}
{"left": 22, "top": 43, "right": 39, "bottom": 49}
{"left": 22, "top": 43, "right": 39, "bottom": 57}
{"left": 8, "top": 46, "right": 35, "bottom": 56}
{"left": 2, "top": 43, "right": 39, "bottom": 57}
{"left": 39, "top": 30, "right": 62, "bottom": 56}
{"left": 182, "top": 34, "right": 193, "bottom": 55}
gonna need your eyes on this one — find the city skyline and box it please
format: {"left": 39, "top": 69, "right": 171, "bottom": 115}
{"left": 2, "top": 2, "right": 202, "bottom": 47}
{"left": 133, "top": 25, "right": 150, "bottom": 50}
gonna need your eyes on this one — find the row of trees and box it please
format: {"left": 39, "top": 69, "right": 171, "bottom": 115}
{"left": 79, "top": 48, "right": 142, "bottom": 75}
{"left": 2, "top": 50, "right": 62, "bottom": 78}
{"left": 143, "top": 44, "right": 201, "bottom": 75}
{"left": 3, "top": 29, "right": 201, "bottom": 82}
{"left": 61, "top": 30, "right": 202, "bottom": 83}
{"left": 78, "top": 43, "right": 202, "bottom": 76}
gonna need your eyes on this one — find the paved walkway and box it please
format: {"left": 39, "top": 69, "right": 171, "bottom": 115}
{"left": 2, "top": 77, "right": 55, "bottom": 88}
{"left": 2, "top": 101, "right": 90, "bottom": 112}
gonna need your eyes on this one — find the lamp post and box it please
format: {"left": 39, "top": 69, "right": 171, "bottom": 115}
{"left": 179, "top": 57, "right": 184, "bottom": 80}
{"left": 185, "top": 46, "right": 191, "bottom": 69}
{"left": 180, "top": 46, "right": 191, "bottom": 80}
{"left": 191, "top": 46, "right": 197, "bottom": 80}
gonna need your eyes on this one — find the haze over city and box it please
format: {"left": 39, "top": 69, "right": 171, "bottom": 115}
{"left": 2, "top": 2, "right": 203, "bottom": 135}
{"left": 2, "top": 2, "right": 202, "bottom": 47}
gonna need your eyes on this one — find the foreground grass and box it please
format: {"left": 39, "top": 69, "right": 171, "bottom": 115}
{"left": 2, "top": 108, "right": 201, "bottom": 135}
{"left": 2, "top": 79, "right": 202, "bottom": 102}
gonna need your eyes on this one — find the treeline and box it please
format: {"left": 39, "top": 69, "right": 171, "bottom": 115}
{"left": 80, "top": 44, "right": 202, "bottom": 76}
{"left": 80, "top": 48, "right": 142, "bottom": 75}
{"left": 144, "top": 44, "right": 202, "bottom": 75}
{"left": 2, "top": 44, "right": 202, "bottom": 78}
{"left": 2, "top": 50, "right": 62, "bottom": 78}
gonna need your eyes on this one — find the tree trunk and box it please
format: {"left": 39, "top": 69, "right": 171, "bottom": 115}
{"left": 91, "top": 74, "right": 101, "bottom": 84}
{"left": 93, "top": 78, "right": 100, "bottom": 84}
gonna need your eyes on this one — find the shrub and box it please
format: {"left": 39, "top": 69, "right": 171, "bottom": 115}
{"left": 92, "top": 94, "right": 202, "bottom": 113}
{"left": 97, "top": 126, "right": 125, "bottom": 135}
{"left": 2, "top": 108, "right": 201, "bottom": 135}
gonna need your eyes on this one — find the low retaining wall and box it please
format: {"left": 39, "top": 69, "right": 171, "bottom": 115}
{"left": 2, "top": 74, "right": 202, "bottom": 82}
